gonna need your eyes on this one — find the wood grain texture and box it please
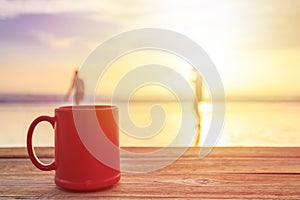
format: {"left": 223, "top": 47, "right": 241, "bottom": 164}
{"left": 0, "top": 147, "right": 299, "bottom": 199}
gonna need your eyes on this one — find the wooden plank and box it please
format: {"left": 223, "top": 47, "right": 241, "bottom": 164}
{"left": 1, "top": 146, "right": 300, "bottom": 158}
{"left": 1, "top": 168, "right": 299, "bottom": 199}
{"left": 1, "top": 158, "right": 300, "bottom": 175}
{"left": 1, "top": 148, "right": 300, "bottom": 174}
{"left": 121, "top": 147, "right": 300, "bottom": 174}
{"left": 0, "top": 147, "right": 54, "bottom": 158}
{"left": 1, "top": 159, "right": 300, "bottom": 199}
{"left": 0, "top": 147, "right": 300, "bottom": 199}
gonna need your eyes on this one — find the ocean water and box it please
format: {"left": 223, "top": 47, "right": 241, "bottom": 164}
{"left": 0, "top": 101, "right": 299, "bottom": 147}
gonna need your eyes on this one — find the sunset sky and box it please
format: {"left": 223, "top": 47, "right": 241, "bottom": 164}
{"left": 1, "top": 0, "right": 300, "bottom": 99}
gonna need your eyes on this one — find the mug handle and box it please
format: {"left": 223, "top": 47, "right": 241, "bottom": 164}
{"left": 27, "top": 116, "right": 56, "bottom": 171}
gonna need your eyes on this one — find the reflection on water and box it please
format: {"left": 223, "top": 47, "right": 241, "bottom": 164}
{"left": 119, "top": 101, "right": 201, "bottom": 147}
{"left": 0, "top": 101, "right": 300, "bottom": 147}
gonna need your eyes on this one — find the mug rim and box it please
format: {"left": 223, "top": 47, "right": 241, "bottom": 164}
{"left": 56, "top": 105, "right": 117, "bottom": 111}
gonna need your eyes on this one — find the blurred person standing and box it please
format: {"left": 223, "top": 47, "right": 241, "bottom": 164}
{"left": 65, "top": 69, "right": 85, "bottom": 105}
{"left": 190, "top": 67, "right": 203, "bottom": 146}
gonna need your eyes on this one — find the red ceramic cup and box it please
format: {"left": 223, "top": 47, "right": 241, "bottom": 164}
{"left": 27, "top": 105, "right": 120, "bottom": 191}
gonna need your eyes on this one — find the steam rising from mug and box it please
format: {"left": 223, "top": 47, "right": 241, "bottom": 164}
{"left": 73, "top": 28, "right": 225, "bottom": 173}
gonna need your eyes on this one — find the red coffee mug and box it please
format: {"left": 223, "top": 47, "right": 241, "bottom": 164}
{"left": 27, "top": 105, "right": 120, "bottom": 191}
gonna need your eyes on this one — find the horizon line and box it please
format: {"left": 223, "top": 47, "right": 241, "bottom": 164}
{"left": 0, "top": 93, "right": 300, "bottom": 103}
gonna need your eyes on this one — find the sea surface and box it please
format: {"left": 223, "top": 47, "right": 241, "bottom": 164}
{"left": 0, "top": 101, "right": 300, "bottom": 147}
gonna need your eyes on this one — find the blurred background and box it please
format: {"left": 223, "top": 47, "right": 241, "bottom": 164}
{"left": 1, "top": 0, "right": 300, "bottom": 147}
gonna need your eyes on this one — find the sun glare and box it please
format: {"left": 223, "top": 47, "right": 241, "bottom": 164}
{"left": 200, "top": 103, "right": 212, "bottom": 112}
{"left": 96, "top": 49, "right": 195, "bottom": 101}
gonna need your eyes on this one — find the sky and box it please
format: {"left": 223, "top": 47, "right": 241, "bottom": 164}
{"left": 1, "top": 0, "right": 300, "bottom": 100}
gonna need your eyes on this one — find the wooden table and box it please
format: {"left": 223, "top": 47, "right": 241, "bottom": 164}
{"left": 1, "top": 147, "right": 299, "bottom": 199}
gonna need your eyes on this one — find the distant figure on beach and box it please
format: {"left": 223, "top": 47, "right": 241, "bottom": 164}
{"left": 65, "top": 69, "right": 84, "bottom": 105}
{"left": 190, "top": 67, "right": 203, "bottom": 146}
